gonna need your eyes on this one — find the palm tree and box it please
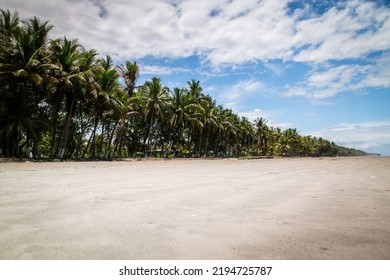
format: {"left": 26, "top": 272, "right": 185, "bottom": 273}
{"left": 254, "top": 117, "right": 269, "bottom": 156}
{"left": 280, "top": 128, "right": 300, "bottom": 156}
{"left": 141, "top": 77, "right": 170, "bottom": 156}
{"left": 81, "top": 55, "right": 119, "bottom": 159}
{"left": 166, "top": 87, "right": 200, "bottom": 152}
{"left": 118, "top": 61, "right": 139, "bottom": 96}
{"left": 187, "top": 79, "right": 205, "bottom": 104}
{"left": 197, "top": 96, "right": 221, "bottom": 157}
{"left": 0, "top": 9, "right": 20, "bottom": 46}
{"left": 265, "top": 126, "right": 281, "bottom": 156}
{"left": 0, "top": 10, "right": 54, "bottom": 157}
{"left": 51, "top": 37, "right": 97, "bottom": 159}
{"left": 109, "top": 90, "right": 139, "bottom": 158}
{"left": 238, "top": 117, "right": 255, "bottom": 156}
{"left": 219, "top": 108, "right": 239, "bottom": 156}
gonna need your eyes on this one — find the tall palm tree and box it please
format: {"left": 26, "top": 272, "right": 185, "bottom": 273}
{"left": 187, "top": 79, "right": 204, "bottom": 103}
{"left": 280, "top": 128, "right": 300, "bottom": 156}
{"left": 109, "top": 90, "right": 139, "bottom": 158}
{"left": 51, "top": 37, "right": 97, "bottom": 159}
{"left": 81, "top": 55, "right": 119, "bottom": 159}
{"left": 0, "top": 9, "right": 20, "bottom": 46}
{"left": 254, "top": 117, "right": 269, "bottom": 156}
{"left": 197, "top": 96, "right": 221, "bottom": 157}
{"left": 141, "top": 77, "right": 170, "bottom": 156}
{"left": 239, "top": 117, "right": 255, "bottom": 156}
{"left": 166, "top": 87, "right": 199, "bottom": 150}
{"left": 0, "top": 10, "right": 54, "bottom": 157}
{"left": 218, "top": 108, "right": 239, "bottom": 156}
{"left": 118, "top": 61, "right": 139, "bottom": 96}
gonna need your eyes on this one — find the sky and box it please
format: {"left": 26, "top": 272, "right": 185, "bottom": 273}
{"left": 2, "top": 0, "right": 390, "bottom": 155}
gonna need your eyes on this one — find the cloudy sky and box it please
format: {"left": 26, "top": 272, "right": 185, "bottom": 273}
{"left": 2, "top": 0, "right": 390, "bottom": 155}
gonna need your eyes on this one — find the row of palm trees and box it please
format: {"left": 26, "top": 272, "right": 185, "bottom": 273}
{"left": 0, "top": 10, "right": 366, "bottom": 159}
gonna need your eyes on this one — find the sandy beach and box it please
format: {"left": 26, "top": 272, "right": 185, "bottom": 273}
{"left": 0, "top": 157, "right": 389, "bottom": 260}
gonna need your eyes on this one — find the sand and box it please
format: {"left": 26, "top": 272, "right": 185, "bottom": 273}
{"left": 0, "top": 156, "right": 389, "bottom": 260}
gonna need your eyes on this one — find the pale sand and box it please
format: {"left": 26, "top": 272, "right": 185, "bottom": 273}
{"left": 0, "top": 157, "right": 389, "bottom": 260}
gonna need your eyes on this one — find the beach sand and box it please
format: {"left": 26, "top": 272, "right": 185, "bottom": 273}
{"left": 0, "top": 157, "right": 389, "bottom": 259}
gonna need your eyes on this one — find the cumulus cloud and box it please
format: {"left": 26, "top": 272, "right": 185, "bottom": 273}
{"left": 283, "top": 52, "right": 390, "bottom": 100}
{"left": 232, "top": 79, "right": 263, "bottom": 94}
{"left": 2, "top": 0, "right": 389, "bottom": 67}
{"left": 284, "top": 86, "right": 308, "bottom": 98}
{"left": 140, "top": 65, "right": 191, "bottom": 75}
{"left": 293, "top": 0, "right": 390, "bottom": 62}
{"left": 215, "top": 78, "right": 263, "bottom": 111}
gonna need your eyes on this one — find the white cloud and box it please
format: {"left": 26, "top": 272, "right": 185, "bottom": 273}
{"left": 140, "top": 65, "right": 190, "bottom": 75}
{"left": 239, "top": 108, "right": 268, "bottom": 122}
{"left": 3, "top": 0, "right": 388, "bottom": 67}
{"left": 283, "top": 53, "right": 390, "bottom": 100}
{"left": 217, "top": 78, "right": 263, "bottom": 110}
{"left": 311, "top": 55, "right": 390, "bottom": 98}
{"left": 264, "top": 61, "right": 291, "bottom": 76}
{"left": 360, "top": 53, "right": 390, "bottom": 88}
{"left": 293, "top": 0, "right": 390, "bottom": 62}
{"left": 284, "top": 86, "right": 308, "bottom": 98}
{"left": 236, "top": 79, "right": 263, "bottom": 93}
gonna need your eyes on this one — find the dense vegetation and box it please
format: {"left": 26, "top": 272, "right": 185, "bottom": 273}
{"left": 0, "top": 10, "right": 366, "bottom": 159}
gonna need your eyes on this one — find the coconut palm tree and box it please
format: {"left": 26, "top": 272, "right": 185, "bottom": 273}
{"left": 51, "top": 37, "right": 97, "bottom": 159}
{"left": 166, "top": 87, "right": 202, "bottom": 152}
{"left": 239, "top": 117, "right": 255, "bottom": 156}
{"left": 141, "top": 77, "right": 170, "bottom": 156}
{"left": 118, "top": 61, "right": 139, "bottom": 96}
{"left": 0, "top": 9, "right": 19, "bottom": 31}
{"left": 109, "top": 90, "right": 139, "bottom": 158}
{"left": 254, "top": 117, "right": 269, "bottom": 156}
{"left": 0, "top": 10, "right": 55, "bottom": 157}
{"left": 196, "top": 96, "right": 221, "bottom": 157}
{"left": 187, "top": 79, "right": 203, "bottom": 102}
{"left": 280, "top": 128, "right": 300, "bottom": 156}
{"left": 221, "top": 109, "right": 240, "bottom": 156}
{"left": 79, "top": 55, "right": 119, "bottom": 159}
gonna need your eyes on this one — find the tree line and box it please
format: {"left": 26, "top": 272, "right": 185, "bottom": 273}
{"left": 0, "top": 10, "right": 366, "bottom": 159}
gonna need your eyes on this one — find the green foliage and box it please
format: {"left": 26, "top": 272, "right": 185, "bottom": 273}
{"left": 0, "top": 10, "right": 367, "bottom": 159}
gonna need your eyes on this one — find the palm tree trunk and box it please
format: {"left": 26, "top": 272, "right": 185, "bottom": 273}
{"left": 50, "top": 134, "right": 56, "bottom": 158}
{"left": 59, "top": 94, "right": 76, "bottom": 159}
{"left": 186, "top": 129, "right": 191, "bottom": 153}
{"left": 146, "top": 113, "right": 154, "bottom": 157}
{"left": 105, "top": 121, "right": 118, "bottom": 159}
{"left": 118, "top": 131, "right": 125, "bottom": 158}
{"left": 16, "top": 133, "right": 20, "bottom": 158}
{"left": 204, "top": 127, "right": 210, "bottom": 157}
{"left": 113, "top": 124, "right": 125, "bottom": 158}
{"left": 33, "top": 139, "right": 38, "bottom": 159}
{"left": 98, "top": 115, "right": 105, "bottom": 158}
{"left": 197, "top": 129, "right": 203, "bottom": 157}
{"left": 85, "top": 116, "right": 99, "bottom": 159}
{"left": 49, "top": 95, "right": 62, "bottom": 158}
{"left": 50, "top": 114, "right": 59, "bottom": 158}
{"left": 213, "top": 131, "right": 220, "bottom": 157}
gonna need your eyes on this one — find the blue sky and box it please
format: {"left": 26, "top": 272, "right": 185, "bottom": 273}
{"left": 2, "top": 0, "right": 390, "bottom": 155}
